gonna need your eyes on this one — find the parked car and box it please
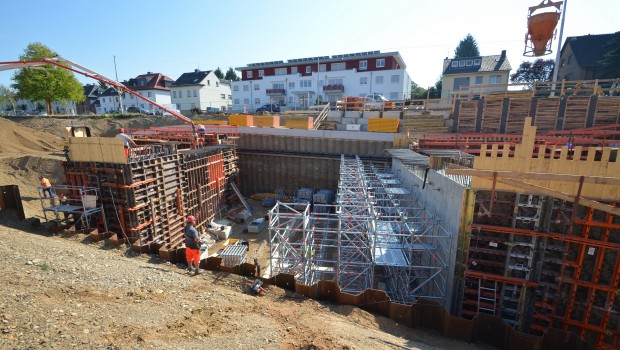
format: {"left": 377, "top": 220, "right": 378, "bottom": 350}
{"left": 255, "top": 104, "right": 280, "bottom": 113}
{"left": 127, "top": 106, "right": 153, "bottom": 115}
{"left": 14, "top": 110, "right": 27, "bottom": 116}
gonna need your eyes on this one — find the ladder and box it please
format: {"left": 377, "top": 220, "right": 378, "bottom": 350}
{"left": 478, "top": 280, "right": 498, "bottom": 315}
{"left": 231, "top": 182, "right": 252, "bottom": 213}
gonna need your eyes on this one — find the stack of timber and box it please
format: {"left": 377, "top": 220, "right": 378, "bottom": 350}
{"left": 400, "top": 114, "right": 448, "bottom": 134}
{"left": 453, "top": 95, "right": 620, "bottom": 134}
{"left": 367, "top": 118, "right": 399, "bottom": 133}
{"left": 64, "top": 137, "right": 239, "bottom": 262}
{"left": 229, "top": 114, "right": 254, "bottom": 126}
{"left": 253, "top": 115, "right": 280, "bottom": 128}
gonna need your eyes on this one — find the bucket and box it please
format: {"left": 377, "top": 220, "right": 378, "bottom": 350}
{"left": 83, "top": 195, "right": 97, "bottom": 208}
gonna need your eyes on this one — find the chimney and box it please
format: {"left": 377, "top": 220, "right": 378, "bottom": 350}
{"left": 500, "top": 50, "right": 506, "bottom": 59}
{"left": 195, "top": 69, "right": 199, "bottom": 73}
{"left": 147, "top": 71, "right": 153, "bottom": 75}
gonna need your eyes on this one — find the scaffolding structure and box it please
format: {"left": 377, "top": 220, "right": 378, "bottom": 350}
{"left": 268, "top": 155, "right": 453, "bottom": 304}
{"left": 39, "top": 184, "right": 107, "bottom": 231}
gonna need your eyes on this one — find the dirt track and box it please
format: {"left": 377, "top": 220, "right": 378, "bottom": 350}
{"left": 0, "top": 116, "right": 487, "bottom": 350}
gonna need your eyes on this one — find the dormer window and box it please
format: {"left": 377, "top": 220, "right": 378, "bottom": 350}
{"left": 466, "top": 60, "right": 473, "bottom": 66}
{"left": 459, "top": 60, "right": 466, "bottom": 67}
{"left": 474, "top": 58, "right": 481, "bottom": 65}
{"left": 451, "top": 61, "right": 458, "bottom": 68}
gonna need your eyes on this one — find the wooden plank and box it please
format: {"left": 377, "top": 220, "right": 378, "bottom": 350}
{"left": 446, "top": 168, "right": 620, "bottom": 186}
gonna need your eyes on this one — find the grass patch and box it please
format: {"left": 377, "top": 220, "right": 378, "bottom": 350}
{"left": 38, "top": 263, "right": 51, "bottom": 271}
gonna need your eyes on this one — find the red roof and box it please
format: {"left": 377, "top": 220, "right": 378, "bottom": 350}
{"left": 124, "top": 73, "right": 174, "bottom": 91}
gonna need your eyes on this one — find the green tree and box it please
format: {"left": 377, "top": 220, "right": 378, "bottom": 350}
{"left": 597, "top": 32, "right": 620, "bottom": 79}
{"left": 0, "top": 84, "right": 17, "bottom": 114}
{"left": 511, "top": 59, "right": 555, "bottom": 84}
{"left": 410, "top": 81, "right": 428, "bottom": 99}
{"left": 224, "top": 67, "right": 240, "bottom": 81}
{"left": 214, "top": 67, "right": 224, "bottom": 79}
{"left": 454, "top": 34, "right": 481, "bottom": 58}
{"left": 427, "top": 80, "right": 443, "bottom": 99}
{"left": 98, "top": 81, "right": 109, "bottom": 90}
{"left": 11, "top": 42, "right": 85, "bottom": 115}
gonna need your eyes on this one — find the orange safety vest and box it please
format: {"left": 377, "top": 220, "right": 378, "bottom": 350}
{"left": 40, "top": 178, "right": 51, "bottom": 187}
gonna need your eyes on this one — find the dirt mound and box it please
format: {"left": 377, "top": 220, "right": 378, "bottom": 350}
{"left": 7, "top": 115, "right": 185, "bottom": 139}
{"left": 0, "top": 117, "right": 64, "bottom": 156}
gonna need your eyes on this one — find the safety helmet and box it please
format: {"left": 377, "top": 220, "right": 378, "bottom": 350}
{"left": 186, "top": 215, "right": 196, "bottom": 223}
{"left": 119, "top": 128, "right": 125, "bottom": 133}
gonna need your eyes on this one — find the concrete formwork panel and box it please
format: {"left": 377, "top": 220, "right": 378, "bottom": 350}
{"left": 363, "top": 111, "right": 381, "bottom": 119}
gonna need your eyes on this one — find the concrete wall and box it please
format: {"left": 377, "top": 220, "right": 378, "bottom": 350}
{"left": 392, "top": 159, "right": 467, "bottom": 312}
{"left": 239, "top": 153, "right": 339, "bottom": 195}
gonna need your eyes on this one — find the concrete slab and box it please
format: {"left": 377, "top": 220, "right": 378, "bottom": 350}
{"left": 344, "top": 111, "right": 362, "bottom": 119}
{"left": 382, "top": 111, "right": 401, "bottom": 119}
{"left": 363, "top": 111, "right": 381, "bottom": 119}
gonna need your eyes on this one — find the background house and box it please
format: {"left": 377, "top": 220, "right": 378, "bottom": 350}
{"left": 557, "top": 32, "right": 620, "bottom": 81}
{"left": 441, "top": 51, "right": 512, "bottom": 99}
{"left": 121, "top": 72, "right": 174, "bottom": 114}
{"left": 171, "top": 69, "right": 232, "bottom": 114}
{"left": 231, "top": 51, "right": 411, "bottom": 112}
{"left": 97, "top": 87, "right": 121, "bottom": 114}
{"left": 76, "top": 84, "right": 100, "bottom": 115}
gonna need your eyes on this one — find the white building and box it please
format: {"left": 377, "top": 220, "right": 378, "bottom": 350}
{"left": 231, "top": 51, "right": 411, "bottom": 112}
{"left": 97, "top": 87, "right": 121, "bottom": 114}
{"left": 171, "top": 69, "right": 232, "bottom": 114}
{"left": 121, "top": 72, "right": 174, "bottom": 114}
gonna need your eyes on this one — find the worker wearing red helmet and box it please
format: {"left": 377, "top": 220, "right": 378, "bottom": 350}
{"left": 115, "top": 128, "right": 137, "bottom": 147}
{"left": 184, "top": 215, "right": 201, "bottom": 275}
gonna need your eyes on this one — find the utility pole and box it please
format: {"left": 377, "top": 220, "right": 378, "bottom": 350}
{"left": 550, "top": 0, "right": 567, "bottom": 95}
{"left": 114, "top": 55, "right": 124, "bottom": 112}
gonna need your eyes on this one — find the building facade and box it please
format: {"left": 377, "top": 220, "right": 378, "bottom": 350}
{"left": 121, "top": 72, "right": 173, "bottom": 114}
{"left": 171, "top": 69, "right": 232, "bottom": 114}
{"left": 441, "top": 51, "right": 512, "bottom": 99}
{"left": 558, "top": 32, "right": 620, "bottom": 81}
{"left": 231, "top": 51, "right": 411, "bottom": 112}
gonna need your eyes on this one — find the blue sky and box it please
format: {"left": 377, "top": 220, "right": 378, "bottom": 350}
{"left": 1, "top": 0, "right": 618, "bottom": 90}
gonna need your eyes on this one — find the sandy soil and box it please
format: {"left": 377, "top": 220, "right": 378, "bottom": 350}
{"left": 0, "top": 116, "right": 489, "bottom": 350}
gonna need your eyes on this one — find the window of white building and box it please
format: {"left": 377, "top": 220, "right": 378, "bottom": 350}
{"left": 234, "top": 86, "right": 239, "bottom": 91}
{"left": 186, "top": 90, "right": 191, "bottom": 98}
{"left": 258, "top": 70, "right": 264, "bottom": 77}
{"left": 234, "top": 99, "right": 239, "bottom": 105}
{"left": 375, "top": 76, "right": 384, "bottom": 84}
{"left": 300, "top": 80, "right": 312, "bottom": 88}
{"left": 193, "top": 90, "right": 197, "bottom": 97}
{"left": 243, "top": 85, "right": 249, "bottom": 91}
{"left": 291, "top": 67, "right": 298, "bottom": 74}
{"left": 147, "top": 92, "right": 152, "bottom": 98}
{"left": 319, "top": 64, "right": 326, "bottom": 72}
{"left": 221, "top": 94, "right": 226, "bottom": 99}
{"left": 289, "top": 82, "right": 295, "bottom": 88}
{"left": 254, "top": 84, "right": 260, "bottom": 90}
{"left": 331, "top": 62, "right": 345, "bottom": 71}
{"left": 275, "top": 68, "right": 286, "bottom": 75}
{"left": 376, "top": 59, "right": 385, "bottom": 68}
{"left": 254, "top": 98, "right": 260, "bottom": 104}
{"left": 359, "top": 60, "right": 367, "bottom": 70}
{"left": 475, "top": 76, "right": 483, "bottom": 85}
{"left": 173, "top": 91, "right": 177, "bottom": 98}
{"left": 247, "top": 71, "right": 253, "bottom": 78}
{"left": 490, "top": 75, "right": 502, "bottom": 84}
{"left": 360, "top": 77, "right": 368, "bottom": 85}
{"left": 391, "top": 75, "right": 399, "bottom": 83}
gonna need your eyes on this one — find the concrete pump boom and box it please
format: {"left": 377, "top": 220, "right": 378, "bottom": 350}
{"left": 0, "top": 56, "right": 199, "bottom": 146}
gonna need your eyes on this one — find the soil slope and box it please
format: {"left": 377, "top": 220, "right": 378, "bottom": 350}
{"left": 0, "top": 221, "right": 484, "bottom": 350}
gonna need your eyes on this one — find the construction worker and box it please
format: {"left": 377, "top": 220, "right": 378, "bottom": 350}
{"left": 184, "top": 215, "right": 201, "bottom": 275}
{"left": 39, "top": 176, "right": 53, "bottom": 198}
{"left": 115, "top": 128, "right": 137, "bottom": 158}
{"left": 254, "top": 257, "right": 261, "bottom": 277}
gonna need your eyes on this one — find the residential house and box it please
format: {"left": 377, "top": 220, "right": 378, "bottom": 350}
{"left": 97, "top": 87, "right": 121, "bottom": 114}
{"left": 558, "top": 32, "right": 620, "bottom": 81}
{"left": 231, "top": 51, "right": 411, "bottom": 112}
{"left": 440, "top": 51, "right": 512, "bottom": 99}
{"left": 121, "top": 72, "right": 174, "bottom": 114}
{"left": 171, "top": 69, "right": 232, "bottom": 114}
{"left": 76, "top": 84, "right": 100, "bottom": 115}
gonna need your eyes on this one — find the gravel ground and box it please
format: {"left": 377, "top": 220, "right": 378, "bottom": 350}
{"left": 0, "top": 217, "right": 485, "bottom": 350}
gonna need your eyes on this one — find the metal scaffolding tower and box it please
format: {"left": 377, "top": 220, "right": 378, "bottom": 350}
{"left": 268, "top": 155, "right": 453, "bottom": 305}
